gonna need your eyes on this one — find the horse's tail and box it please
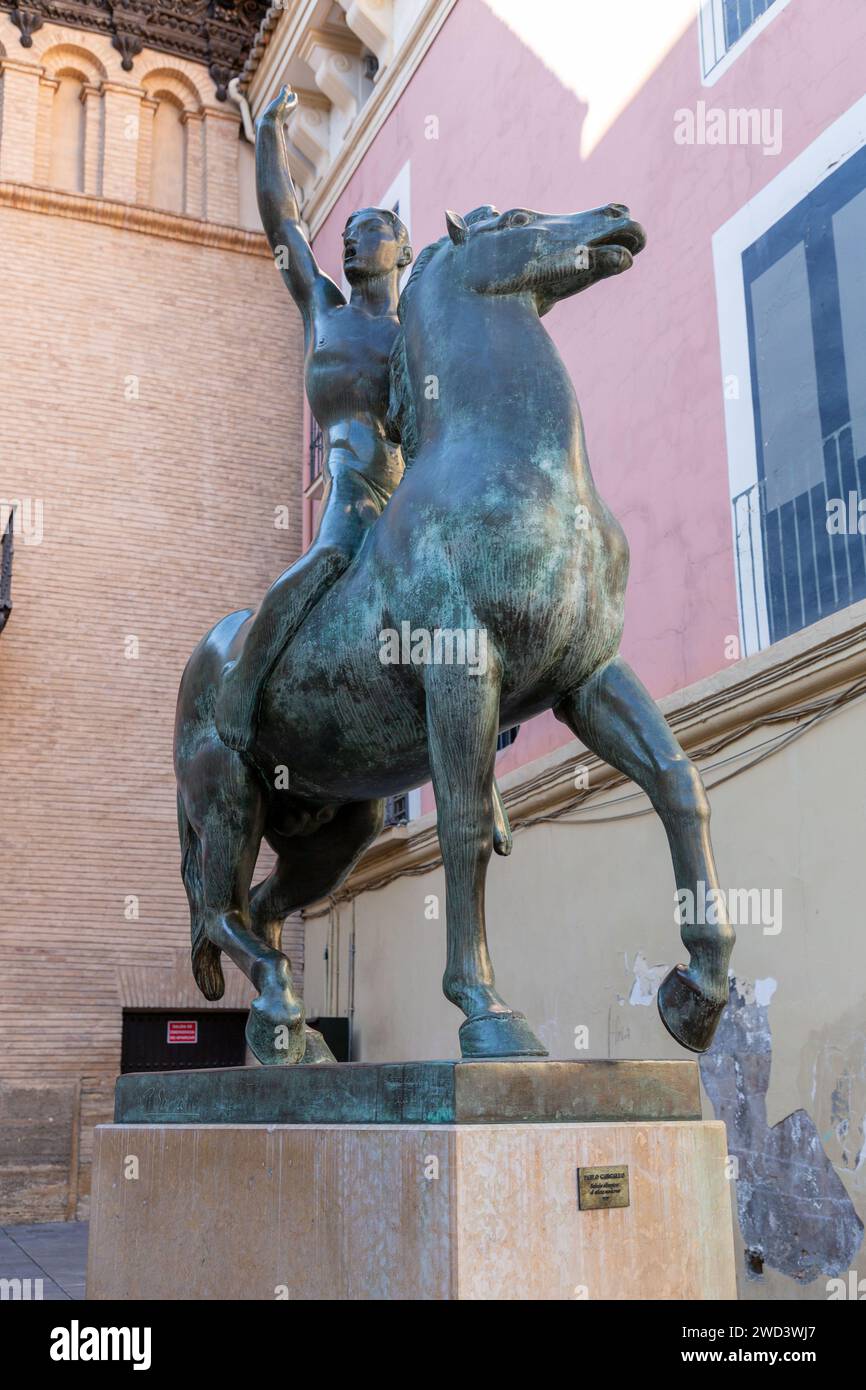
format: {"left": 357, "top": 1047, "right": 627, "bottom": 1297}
{"left": 176, "top": 790, "right": 224, "bottom": 1001}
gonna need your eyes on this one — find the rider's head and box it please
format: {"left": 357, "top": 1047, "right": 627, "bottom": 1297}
{"left": 343, "top": 208, "right": 412, "bottom": 284}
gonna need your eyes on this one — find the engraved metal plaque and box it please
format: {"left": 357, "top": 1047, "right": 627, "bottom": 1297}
{"left": 577, "top": 1164, "right": 630, "bottom": 1210}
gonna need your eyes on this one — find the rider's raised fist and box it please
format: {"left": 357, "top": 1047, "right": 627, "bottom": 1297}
{"left": 262, "top": 84, "right": 298, "bottom": 124}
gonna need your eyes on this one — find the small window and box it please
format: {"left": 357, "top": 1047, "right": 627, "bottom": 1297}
{"left": 383, "top": 793, "right": 409, "bottom": 827}
{"left": 496, "top": 726, "right": 519, "bottom": 752}
{"left": 699, "top": 0, "right": 791, "bottom": 84}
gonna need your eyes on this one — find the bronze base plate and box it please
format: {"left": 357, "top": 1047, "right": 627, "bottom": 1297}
{"left": 114, "top": 1058, "right": 701, "bottom": 1126}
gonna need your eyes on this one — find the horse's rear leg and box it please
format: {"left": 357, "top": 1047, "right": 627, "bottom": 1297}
{"left": 556, "top": 656, "right": 734, "bottom": 1052}
{"left": 425, "top": 663, "right": 547, "bottom": 1059}
{"left": 190, "top": 750, "right": 305, "bottom": 1065}
{"left": 251, "top": 799, "right": 385, "bottom": 1063}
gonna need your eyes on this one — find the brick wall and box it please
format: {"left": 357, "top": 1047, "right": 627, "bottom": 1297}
{"left": 0, "top": 194, "right": 305, "bottom": 1223}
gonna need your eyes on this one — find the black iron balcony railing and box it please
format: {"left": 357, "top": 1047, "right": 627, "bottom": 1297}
{"left": 732, "top": 423, "right": 866, "bottom": 655}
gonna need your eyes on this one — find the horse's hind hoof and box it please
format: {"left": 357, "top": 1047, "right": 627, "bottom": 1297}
{"left": 299, "top": 1026, "right": 337, "bottom": 1065}
{"left": 245, "top": 998, "right": 306, "bottom": 1066}
{"left": 657, "top": 965, "right": 726, "bottom": 1054}
{"left": 459, "top": 1011, "right": 549, "bottom": 1059}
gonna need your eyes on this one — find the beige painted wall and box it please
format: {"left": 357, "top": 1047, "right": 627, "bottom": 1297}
{"left": 305, "top": 693, "right": 866, "bottom": 1300}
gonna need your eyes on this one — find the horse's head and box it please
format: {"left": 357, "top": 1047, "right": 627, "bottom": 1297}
{"left": 443, "top": 203, "right": 646, "bottom": 312}
{"left": 388, "top": 201, "right": 647, "bottom": 459}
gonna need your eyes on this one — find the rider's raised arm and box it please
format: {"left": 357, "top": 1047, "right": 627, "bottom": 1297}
{"left": 256, "top": 87, "right": 343, "bottom": 316}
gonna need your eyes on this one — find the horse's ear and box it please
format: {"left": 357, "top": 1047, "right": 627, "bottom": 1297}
{"left": 445, "top": 209, "right": 469, "bottom": 246}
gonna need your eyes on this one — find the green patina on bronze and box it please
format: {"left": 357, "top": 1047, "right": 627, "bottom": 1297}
{"left": 172, "top": 93, "right": 735, "bottom": 1068}
{"left": 114, "top": 1059, "right": 702, "bottom": 1126}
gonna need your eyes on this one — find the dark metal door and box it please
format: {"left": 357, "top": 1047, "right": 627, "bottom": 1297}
{"left": 120, "top": 1009, "right": 248, "bottom": 1073}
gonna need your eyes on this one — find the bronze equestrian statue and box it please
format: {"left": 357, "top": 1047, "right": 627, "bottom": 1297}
{"left": 174, "top": 145, "right": 734, "bottom": 1063}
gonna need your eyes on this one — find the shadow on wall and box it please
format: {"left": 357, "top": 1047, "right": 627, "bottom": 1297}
{"left": 700, "top": 977, "right": 864, "bottom": 1285}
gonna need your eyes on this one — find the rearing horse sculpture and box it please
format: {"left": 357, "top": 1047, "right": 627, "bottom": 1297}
{"left": 174, "top": 201, "right": 734, "bottom": 1065}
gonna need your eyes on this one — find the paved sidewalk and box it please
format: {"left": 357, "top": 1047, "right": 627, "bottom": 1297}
{"left": 0, "top": 1221, "right": 88, "bottom": 1300}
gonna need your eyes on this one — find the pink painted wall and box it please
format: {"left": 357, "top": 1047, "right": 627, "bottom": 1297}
{"left": 309, "top": 0, "right": 866, "bottom": 789}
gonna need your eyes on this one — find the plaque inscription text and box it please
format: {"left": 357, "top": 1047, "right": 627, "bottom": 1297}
{"left": 577, "top": 1164, "right": 630, "bottom": 1210}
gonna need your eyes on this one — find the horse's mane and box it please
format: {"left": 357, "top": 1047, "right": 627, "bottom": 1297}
{"left": 384, "top": 239, "right": 445, "bottom": 462}
{"left": 386, "top": 206, "right": 500, "bottom": 463}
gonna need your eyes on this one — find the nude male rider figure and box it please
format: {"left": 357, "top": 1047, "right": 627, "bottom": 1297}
{"left": 217, "top": 88, "right": 513, "bottom": 855}
{"left": 215, "top": 85, "right": 412, "bottom": 757}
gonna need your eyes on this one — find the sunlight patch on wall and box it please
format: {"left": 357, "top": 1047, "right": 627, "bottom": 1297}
{"left": 481, "top": 0, "right": 696, "bottom": 158}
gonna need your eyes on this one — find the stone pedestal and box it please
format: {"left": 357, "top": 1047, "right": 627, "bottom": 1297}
{"left": 87, "top": 1061, "right": 737, "bottom": 1301}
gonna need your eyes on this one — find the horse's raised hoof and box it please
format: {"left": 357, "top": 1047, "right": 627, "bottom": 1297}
{"left": 245, "top": 996, "right": 306, "bottom": 1065}
{"left": 459, "top": 1011, "right": 548, "bottom": 1058}
{"left": 298, "top": 1026, "right": 337, "bottom": 1065}
{"left": 657, "top": 964, "right": 726, "bottom": 1054}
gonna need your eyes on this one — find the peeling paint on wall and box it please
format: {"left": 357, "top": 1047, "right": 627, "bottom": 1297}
{"left": 700, "top": 978, "right": 863, "bottom": 1283}
{"left": 619, "top": 951, "right": 669, "bottom": 1007}
{"left": 753, "top": 977, "right": 777, "bottom": 1008}
{"left": 621, "top": 962, "right": 863, "bottom": 1283}
{"left": 803, "top": 1005, "right": 866, "bottom": 1178}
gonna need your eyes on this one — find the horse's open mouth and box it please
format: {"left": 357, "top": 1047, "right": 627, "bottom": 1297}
{"left": 589, "top": 224, "right": 647, "bottom": 262}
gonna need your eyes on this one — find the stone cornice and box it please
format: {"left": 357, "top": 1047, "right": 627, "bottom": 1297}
{"left": 0, "top": 178, "right": 270, "bottom": 251}
{"left": 244, "top": 0, "right": 457, "bottom": 237}
{"left": 0, "top": 1, "right": 270, "bottom": 98}
{"left": 236, "top": 0, "right": 289, "bottom": 92}
{"left": 0, "top": 52, "right": 42, "bottom": 71}
{"left": 304, "top": 597, "right": 866, "bottom": 917}
{"left": 300, "top": 23, "right": 362, "bottom": 59}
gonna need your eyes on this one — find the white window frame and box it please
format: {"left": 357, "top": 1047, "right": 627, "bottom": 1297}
{"left": 379, "top": 160, "right": 413, "bottom": 290}
{"left": 699, "top": 0, "right": 794, "bottom": 86}
{"left": 713, "top": 94, "right": 866, "bottom": 655}
{"left": 378, "top": 159, "right": 412, "bottom": 241}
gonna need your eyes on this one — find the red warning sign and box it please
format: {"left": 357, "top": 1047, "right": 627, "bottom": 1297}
{"left": 167, "top": 1020, "right": 198, "bottom": 1044}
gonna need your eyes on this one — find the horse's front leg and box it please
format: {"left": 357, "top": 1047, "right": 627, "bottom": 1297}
{"left": 425, "top": 660, "right": 548, "bottom": 1059}
{"left": 556, "top": 656, "right": 735, "bottom": 1052}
